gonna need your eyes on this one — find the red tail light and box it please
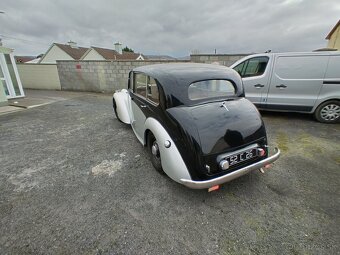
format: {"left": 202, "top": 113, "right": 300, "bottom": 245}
{"left": 258, "top": 148, "right": 266, "bottom": 157}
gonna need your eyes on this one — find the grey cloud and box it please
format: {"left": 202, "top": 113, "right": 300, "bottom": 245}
{"left": 1, "top": 0, "right": 339, "bottom": 56}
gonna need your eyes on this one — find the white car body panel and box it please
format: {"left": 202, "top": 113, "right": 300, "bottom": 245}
{"left": 113, "top": 89, "right": 131, "bottom": 124}
{"left": 113, "top": 90, "right": 192, "bottom": 183}
{"left": 144, "top": 118, "right": 192, "bottom": 183}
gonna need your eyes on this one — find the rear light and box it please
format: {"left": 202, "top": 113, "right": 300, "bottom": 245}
{"left": 257, "top": 148, "right": 266, "bottom": 157}
{"left": 208, "top": 185, "right": 220, "bottom": 192}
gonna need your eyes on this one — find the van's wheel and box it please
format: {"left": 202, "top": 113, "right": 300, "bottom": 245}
{"left": 147, "top": 132, "right": 165, "bottom": 174}
{"left": 112, "top": 98, "right": 122, "bottom": 122}
{"left": 314, "top": 100, "right": 340, "bottom": 123}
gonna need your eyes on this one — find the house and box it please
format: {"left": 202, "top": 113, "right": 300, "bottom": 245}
{"left": 15, "top": 56, "right": 36, "bottom": 63}
{"left": 326, "top": 20, "right": 340, "bottom": 50}
{"left": 81, "top": 42, "right": 146, "bottom": 61}
{"left": 39, "top": 41, "right": 89, "bottom": 64}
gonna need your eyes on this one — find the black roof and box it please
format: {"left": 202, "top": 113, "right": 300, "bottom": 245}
{"left": 133, "top": 63, "right": 244, "bottom": 107}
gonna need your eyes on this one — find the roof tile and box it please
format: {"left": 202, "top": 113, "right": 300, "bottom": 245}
{"left": 55, "top": 43, "right": 89, "bottom": 60}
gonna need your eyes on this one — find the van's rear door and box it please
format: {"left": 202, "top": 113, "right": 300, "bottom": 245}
{"left": 265, "top": 54, "right": 329, "bottom": 112}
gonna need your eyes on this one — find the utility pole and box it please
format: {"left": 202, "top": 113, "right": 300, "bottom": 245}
{"left": 0, "top": 11, "right": 4, "bottom": 46}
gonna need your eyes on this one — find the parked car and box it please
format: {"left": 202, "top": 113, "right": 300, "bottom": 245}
{"left": 113, "top": 63, "right": 280, "bottom": 190}
{"left": 230, "top": 52, "right": 340, "bottom": 123}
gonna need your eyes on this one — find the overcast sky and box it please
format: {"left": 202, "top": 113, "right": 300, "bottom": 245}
{"left": 1, "top": 0, "right": 339, "bottom": 57}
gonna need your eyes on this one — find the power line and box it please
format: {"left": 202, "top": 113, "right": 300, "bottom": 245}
{"left": 0, "top": 34, "right": 50, "bottom": 46}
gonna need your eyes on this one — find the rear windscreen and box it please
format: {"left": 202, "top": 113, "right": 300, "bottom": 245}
{"left": 188, "top": 80, "right": 236, "bottom": 100}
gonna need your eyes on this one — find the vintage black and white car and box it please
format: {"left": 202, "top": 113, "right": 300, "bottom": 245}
{"left": 113, "top": 63, "right": 280, "bottom": 190}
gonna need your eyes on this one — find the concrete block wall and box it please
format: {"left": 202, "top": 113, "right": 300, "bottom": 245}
{"left": 17, "top": 64, "right": 61, "bottom": 90}
{"left": 190, "top": 54, "right": 251, "bottom": 66}
{"left": 57, "top": 60, "right": 189, "bottom": 93}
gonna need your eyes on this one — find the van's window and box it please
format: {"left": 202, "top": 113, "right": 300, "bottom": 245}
{"left": 234, "top": 57, "right": 269, "bottom": 78}
{"left": 134, "top": 73, "right": 147, "bottom": 97}
{"left": 233, "top": 62, "right": 245, "bottom": 76}
{"left": 147, "top": 77, "right": 159, "bottom": 104}
{"left": 188, "top": 80, "right": 236, "bottom": 100}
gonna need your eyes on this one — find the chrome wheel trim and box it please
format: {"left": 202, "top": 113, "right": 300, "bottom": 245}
{"left": 151, "top": 141, "right": 160, "bottom": 158}
{"left": 320, "top": 104, "right": 340, "bottom": 121}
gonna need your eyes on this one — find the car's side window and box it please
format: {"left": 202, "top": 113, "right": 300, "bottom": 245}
{"left": 147, "top": 77, "right": 159, "bottom": 105}
{"left": 234, "top": 57, "right": 269, "bottom": 78}
{"left": 134, "top": 73, "right": 147, "bottom": 97}
{"left": 128, "top": 72, "right": 133, "bottom": 90}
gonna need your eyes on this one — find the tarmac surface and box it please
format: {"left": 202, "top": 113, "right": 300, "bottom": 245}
{"left": 0, "top": 91, "right": 339, "bottom": 254}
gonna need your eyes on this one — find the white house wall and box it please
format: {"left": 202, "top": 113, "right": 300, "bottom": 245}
{"left": 17, "top": 64, "right": 61, "bottom": 90}
{"left": 82, "top": 49, "right": 105, "bottom": 60}
{"left": 40, "top": 45, "right": 74, "bottom": 64}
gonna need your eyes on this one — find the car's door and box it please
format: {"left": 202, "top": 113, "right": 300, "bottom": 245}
{"left": 130, "top": 72, "right": 148, "bottom": 142}
{"left": 266, "top": 54, "right": 329, "bottom": 112}
{"left": 233, "top": 56, "right": 271, "bottom": 108}
{"left": 130, "top": 72, "right": 160, "bottom": 143}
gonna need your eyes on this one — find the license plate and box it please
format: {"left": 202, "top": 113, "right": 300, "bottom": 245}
{"left": 225, "top": 148, "right": 257, "bottom": 166}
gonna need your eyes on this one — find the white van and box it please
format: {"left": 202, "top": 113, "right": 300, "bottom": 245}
{"left": 230, "top": 52, "right": 340, "bottom": 123}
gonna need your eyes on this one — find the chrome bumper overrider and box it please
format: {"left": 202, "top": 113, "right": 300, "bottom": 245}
{"left": 180, "top": 147, "right": 280, "bottom": 189}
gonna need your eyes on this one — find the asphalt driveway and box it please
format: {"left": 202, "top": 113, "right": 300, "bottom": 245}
{"left": 0, "top": 91, "right": 339, "bottom": 255}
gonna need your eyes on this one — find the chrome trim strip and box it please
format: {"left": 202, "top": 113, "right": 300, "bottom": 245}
{"left": 180, "top": 147, "right": 280, "bottom": 189}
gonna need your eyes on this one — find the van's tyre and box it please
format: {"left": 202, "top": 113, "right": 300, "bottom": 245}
{"left": 112, "top": 98, "right": 122, "bottom": 122}
{"left": 314, "top": 100, "right": 340, "bottom": 123}
{"left": 147, "top": 132, "right": 165, "bottom": 174}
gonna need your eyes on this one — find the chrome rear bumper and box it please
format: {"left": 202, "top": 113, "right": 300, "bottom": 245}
{"left": 180, "top": 147, "right": 280, "bottom": 189}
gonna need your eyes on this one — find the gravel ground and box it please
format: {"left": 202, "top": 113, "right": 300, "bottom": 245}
{"left": 0, "top": 92, "right": 339, "bottom": 255}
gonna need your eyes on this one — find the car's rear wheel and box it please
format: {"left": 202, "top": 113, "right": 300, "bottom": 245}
{"left": 314, "top": 100, "right": 340, "bottom": 123}
{"left": 147, "top": 132, "right": 165, "bottom": 174}
{"left": 112, "top": 98, "right": 122, "bottom": 122}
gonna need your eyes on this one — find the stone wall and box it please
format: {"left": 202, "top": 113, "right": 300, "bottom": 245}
{"left": 190, "top": 54, "right": 250, "bottom": 66}
{"left": 56, "top": 56, "right": 251, "bottom": 93}
{"left": 57, "top": 60, "right": 189, "bottom": 93}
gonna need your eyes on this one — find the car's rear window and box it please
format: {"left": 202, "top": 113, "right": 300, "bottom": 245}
{"left": 188, "top": 80, "right": 236, "bottom": 100}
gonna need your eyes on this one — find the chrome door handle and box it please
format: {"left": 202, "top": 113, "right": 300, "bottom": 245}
{"left": 140, "top": 105, "right": 147, "bottom": 108}
{"left": 276, "top": 84, "right": 287, "bottom": 89}
{"left": 254, "top": 84, "right": 265, "bottom": 88}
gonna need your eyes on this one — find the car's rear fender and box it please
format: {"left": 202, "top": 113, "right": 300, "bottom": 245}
{"left": 113, "top": 89, "right": 131, "bottom": 124}
{"left": 144, "top": 117, "right": 192, "bottom": 183}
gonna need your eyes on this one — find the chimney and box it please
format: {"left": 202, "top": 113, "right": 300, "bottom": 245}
{"left": 114, "top": 42, "right": 122, "bottom": 54}
{"left": 68, "top": 40, "right": 78, "bottom": 48}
